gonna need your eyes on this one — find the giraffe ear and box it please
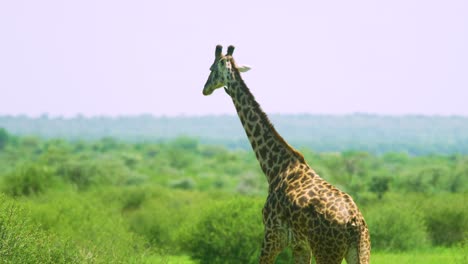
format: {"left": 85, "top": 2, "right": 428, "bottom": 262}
{"left": 237, "top": 65, "right": 251, "bottom": 73}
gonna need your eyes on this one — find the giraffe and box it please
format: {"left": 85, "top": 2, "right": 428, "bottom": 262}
{"left": 202, "top": 45, "right": 371, "bottom": 264}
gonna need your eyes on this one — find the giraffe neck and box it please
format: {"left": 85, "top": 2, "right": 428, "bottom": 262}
{"left": 225, "top": 68, "right": 305, "bottom": 185}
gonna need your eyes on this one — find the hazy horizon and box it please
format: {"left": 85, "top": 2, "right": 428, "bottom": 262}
{"left": 2, "top": 112, "right": 468, "bottom": 119}
{"left": 1, "top": 1, "right": 467, "bottom": 117}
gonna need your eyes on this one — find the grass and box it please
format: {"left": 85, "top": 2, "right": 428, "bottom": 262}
{"left": 153, "top": 247, "right": 467, "bottom": 264}
{"left": 143, "top": 255, "right": 197, "bottom": 264}
{"left": 371, "top": 247, "right": 467, "bottom": 264}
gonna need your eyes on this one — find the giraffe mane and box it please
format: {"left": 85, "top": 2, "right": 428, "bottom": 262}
{"left": 229, "top": 57, "right": 306, "bottom": 163}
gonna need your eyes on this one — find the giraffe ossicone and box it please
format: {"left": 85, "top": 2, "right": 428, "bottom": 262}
{"left": 203, "top": 44, "right": 371, "bottom": 264}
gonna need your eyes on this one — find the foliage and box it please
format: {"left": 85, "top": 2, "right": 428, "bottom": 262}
{"left": 420, "top": 194, "right": 468, "bottom": 247}
{"left": 25, "top": 191, "right": 148, "bottom": 263}
{"left": 0, "top": 130, "right": 466, "bottom": 263}
{"left": 365, "top": 202, "right": 430, "bottom": 251}
{"left": 371, "top": 247, "right": 467, "bottom": 264}
{"left": 364, "top": 193, "right": 468, "bottom": 251}
{"left": 184, "top": 197, "right": 264, "bottom": 264}
{"left": 122, "top": 186, "right": 209, "bottom": 251}
{"left": 369, "top": 175, "right": 391, "bottom": 199}
{"left": 0, "top": 194, "right": 81, "bottom": 263}
{"left": 55, "top": 156, "right": 136, "bottom": 190}
{"left": 1, "top": 163, "right": 59, "bottom": 196}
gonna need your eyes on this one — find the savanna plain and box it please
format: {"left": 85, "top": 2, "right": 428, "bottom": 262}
{"left": 0, "top": 115, "right": 466, "bottom": 263}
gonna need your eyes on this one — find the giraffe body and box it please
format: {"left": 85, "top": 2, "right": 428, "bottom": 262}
{"left": 203, "top": 45, "right": 370, "bottom": 264}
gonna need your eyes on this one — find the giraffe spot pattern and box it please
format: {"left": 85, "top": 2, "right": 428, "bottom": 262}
{"left": 203, "top": 45, "right": 370, "bottom": 264}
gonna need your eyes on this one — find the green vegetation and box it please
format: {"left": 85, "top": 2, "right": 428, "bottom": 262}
{"left": 184, "top": 197, "right": 264, "bottom": 264}
{"left": 0, "top": 194, "right": 81, "bottom": 263}
{"left": 0, "top": 127, "right": 466, "bottom": 263}
{"left": 372, "top": 248, "right": 467, "bottom": 264}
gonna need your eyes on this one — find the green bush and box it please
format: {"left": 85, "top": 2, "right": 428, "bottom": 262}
{"left": 426, "top": 209, "right": 467, "bottom": 246}
{"left": 129, "top": 202, "right": 176, "bottom": 247}
{"left": 26, "top": 191, "right": 146, "bottom": 263}
{"left": 119, "top": 188, "right": 148, "bottom": 211}
{"left": 369, "top": 175, "right": 391, "bottom": 199}
{"left": 0, "top": 194, "right": 81, "bottom": 263}
{"left": 366, "top": 203, "right": 430, "bottom": 251}
{"left": 184, "top": 197, "right": 264, "bottom": 264}
{"left": 421, "top": 194, "right": 468, "bottom": 246}
{"left": 56, "top": 156, "right": 136, "bottom": 190}
{"left": 127, "top": 187, "right": 208, "bottom": 252}
{"left": 1, "top": 163, "right": 60, "bottom": 196}
{"left": 451, "top": 164, "right": 468, "bottom": 193}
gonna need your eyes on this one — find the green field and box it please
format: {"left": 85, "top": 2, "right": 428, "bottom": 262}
{"left": 154, "top": 248, "right": 467, "bottom": 264}
{"left": 372, "top": 248, "right": 467, "bottom": 264}
{"left": 0, "top": 128, "right": 466, "bottom": 263}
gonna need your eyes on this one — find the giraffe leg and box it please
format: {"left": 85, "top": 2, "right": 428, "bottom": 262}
{"left": 314, "top": 253, "right": 344, "bottom": 264}
{"left": 312, "top": 243, "right": 346, "bottom": 264}
{"left": 345, "top": 226, "right": 371, "bottom": 264}
{"left": 358, "top": 225, "right": 371, "bottom": 264}
{"left": 292, "top": 243, "right": 311, "bottom": 264}
{"left": 258, "top": 228, "right": 287, "bottom": 264}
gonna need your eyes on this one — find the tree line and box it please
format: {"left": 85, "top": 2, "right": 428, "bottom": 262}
{"left": 1, "top": 114, "right": 468, "bottom": 155}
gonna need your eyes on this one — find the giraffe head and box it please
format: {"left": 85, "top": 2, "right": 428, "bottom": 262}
{"left": 202, "top": 45, "right": 251, "bottom": 96}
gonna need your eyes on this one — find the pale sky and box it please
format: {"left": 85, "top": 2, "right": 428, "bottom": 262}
{"left": 0, "top": 0, "right": 467, "bottom": 117}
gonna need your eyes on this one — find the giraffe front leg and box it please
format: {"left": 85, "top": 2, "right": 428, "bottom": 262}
{"left": 258, "top": 227, "right": 287, "bottom": 264}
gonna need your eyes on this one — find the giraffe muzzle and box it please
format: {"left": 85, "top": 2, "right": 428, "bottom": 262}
{"left": 202, "top": 87, "right": 213, "bottom": 96}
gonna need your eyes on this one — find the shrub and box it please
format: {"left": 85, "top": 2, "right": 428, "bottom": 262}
{"left": 127, "top": 187, "right": 208, "bottom": 252}
{"left": 129, "top": 203, "right": 175, "bottom": 247}
{"left": 369, "top": 175, "right": 391, "bottom": 199}
{"left": 426, "top": 209, "right": 467, "bottom": 246}
{"left": 1, "top": 163, "right": 59, "bottom": 196}
{"left": 451, "top": 165, "right": 468, "bottom": 193}
{"left": 26, "top": 191, "right": 146, "bottom": 263}
{"left": 0, "top": 194, "right": 81, "bottom": 263}
{"left": 184, "top": 197, "right": 264, "bottom": 264}
{"left": 366, "top": 203, "right": 429, "bottom": 251}
{"left": 56, "top": 156, "right": 135, "bottom": 190}
{"left": 422, "top": 194, "right": 468, "bottom": 246}
{"left": 120, "top": 188, "right": 148, "bottom": 211}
